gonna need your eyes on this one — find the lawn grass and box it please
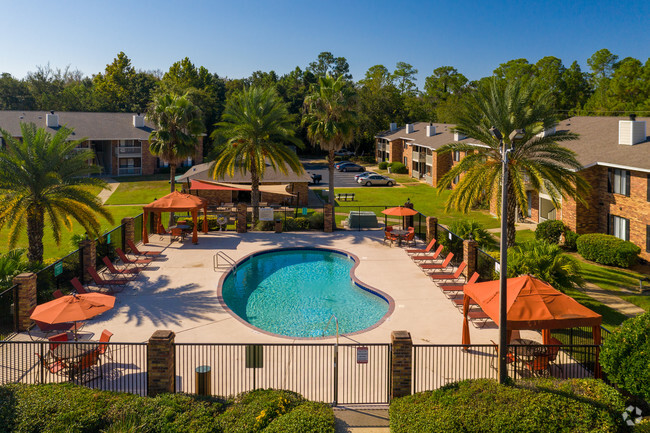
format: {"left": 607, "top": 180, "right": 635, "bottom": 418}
{"left": 563, "top": 286, "right": 629, "bottom": 330}
{"left": 105, "top": 180, "right": 176, "bottom": 205}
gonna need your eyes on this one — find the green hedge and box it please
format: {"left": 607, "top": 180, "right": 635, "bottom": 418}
{"left": 563, "top": 229, "right": 580, "bottom": 251}
{"left": 0, "top": 384, "right": 334, "bottom": 433}
{"left": 378, "top": 161, "right": 388, "bottom": 170}
{"left": 389, "top": 379, "right": 626, "bottom": 433}
{"left": 576, "top": 233, "right": 640, "bottom": 268}
{"left": 389, "top": 162, "right": 408, "bottom": 174}
{"left": 601, "top": 312, "right": 650, "bottom": 402}
{"left": 535, "top": 220, "right": 566, "bottom": 244}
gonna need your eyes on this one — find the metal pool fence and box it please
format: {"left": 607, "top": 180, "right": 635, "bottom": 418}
{"left": 0, "top": 285, "right": 18, "bottom": 338}
{"left": 476, "top": 248, "right": 498, "bottom": 281}
{"left": 436, "top": 224, "right": 464, "bottom": 266}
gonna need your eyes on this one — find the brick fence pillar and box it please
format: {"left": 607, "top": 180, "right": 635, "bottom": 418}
{"left": 147, "top": 330, "right": 176, "bottom": 396}
{"left": 79, "top": 238, "right": 96, "bottom": 284}
{"left": 236, "top": 203, "right": 248, "bottom": 233}
{"left": 324, "top": 204, "right": 334, "bottom": 233}
{"left": 391, "top": 330, "right": 412, "bottom": 400}
{"left": 463, "top": 238, "right": 478, "bottom": 280}
{"left": 13, "top": 272, "right": 37, "bottom": 332}
{"left": 426, "top": 216, "right": 438, "bottom": 244}
{"left": 122, "top": 217, "right": 135, "bottom": 252}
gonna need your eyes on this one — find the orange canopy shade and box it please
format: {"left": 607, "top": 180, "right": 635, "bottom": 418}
{"left": 30, "top": 293, "right": 115, "bottom": 324}
{"left": 381, "top": 206, "right": 418, "bottom": 216}
{"left": 142, "top": 191, "right": 209, "bottom": 244}
{"left": 189, "top": 180, "right": 246, "bottom": 191}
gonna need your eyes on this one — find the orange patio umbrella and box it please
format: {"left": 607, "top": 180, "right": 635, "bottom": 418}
{"left": 30, "top": 293, "right": 116, "bottom": 340}
{"left": 381, "top": 206, "right": 418, "bottom": 216}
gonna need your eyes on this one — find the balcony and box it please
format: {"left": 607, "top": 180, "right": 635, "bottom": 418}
{"left": 118, "top": 167, "right": 142, "bottom": 176}
{"left": 115, "top": 146, "right": 142, "bottom": 156}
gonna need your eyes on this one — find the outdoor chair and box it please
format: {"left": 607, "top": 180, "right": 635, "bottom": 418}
{"left": 34, "top": 353, "right": 68, "bottom": 380}
{"left": 48, "top": 333, "right": 68, "bottom": 351}
{"left": 27, "top": 307, "right": 83, "bottom": 340}
{"left": 420, "top": 252, "right": 454, "bottom": 271}
{"left": 116, "top": 248, "right": 152, "bottom": 269}
{"left": 546, "top": 337, "right": 564, "bottom": 374}
{"left": 403, "top": 231, "right": 416, "bottom": 247}
{"left": 102, "top": 256, "right": 139, "bottom": 279}
{"left": 52, "top": 289, "right": 64, "bottom": 299}
{"left": 170, "top": 227, "right": 185, "bottom": 242}
{"left": 406, "top": 238, "right": 436, "bottom": 255}
{"left": 489, "top": 340, "right": 517, "bottom": 370}
{"left": 383, "top": 230, "right": 399, "bottom": 247}
{"left": 126, "top": 240, "right": 163, "bottom": 258}
{"left": 98, "top": 329, "right": 114, "bottom": 361}
{"left": 73, "top": 348, "right": 102, "bottom": 383}
{"left": 525, "top": 354, "right": 551, "bottom": 377}
{"left": 411, "top": 245, "right": 445, "bottom": 262}
{"left": 441, "top": 272, "right": 480, "bottom": 297}
{"left": 71, "top": 277, "right": 92, "bottom": 295}
{"left": 429, "top": 262, "right": 467, "bottom": 282}
{"left": 468, "top": 310, "right": 491, "bottom": 328}
{"left": 87, "top": 267, "right": 128, "bottom": 293}
{"left": 386, "top": 226, "right": 394, "bottom": 232}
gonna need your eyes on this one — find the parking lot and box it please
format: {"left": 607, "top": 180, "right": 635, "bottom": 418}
{"left": 305, "top": 164, "right": 367, "bottom": 188}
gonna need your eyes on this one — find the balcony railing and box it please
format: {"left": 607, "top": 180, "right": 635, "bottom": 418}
{"left": 118, "top": 167, "right": 142, "bottom": 176}
{"left": 116, "top": 146, "right": 142, "bottom": 156}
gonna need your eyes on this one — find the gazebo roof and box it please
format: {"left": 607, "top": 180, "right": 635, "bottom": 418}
{"left": 143, "top": 191, "right": 207, "bottom": 212}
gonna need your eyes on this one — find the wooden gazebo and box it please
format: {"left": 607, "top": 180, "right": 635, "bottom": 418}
{"left": 142, "top": 191, "right": 208, "bottom": 244}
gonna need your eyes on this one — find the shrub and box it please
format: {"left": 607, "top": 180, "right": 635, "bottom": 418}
{"left": 601, "top": 312, "right": 650, "bottom": 402}
{"left": 255, "top": 220, "right": 275, "bottom": 231}
{"left": 265, "top": 401, "right": 335, "bottom": 433}
{"left": 389, "top": 378, "right": 626, "bottom": 433}
{"left": 389, "top": 162, "right": 408, "bottom": 174}
{"left": 563, "top": 229, "right": 580, "bottom": 251}
{"left": 378, "top": 161, "right": 388, "bottom": 170}
{"left": 217, "top": 389, "right": 304, "bottom": 432}
{"left": 448, "top": 220, "right": 496, "bottom": 250}
{"left": 309, "top": 212, "right": 325, "bottom": 230}
{"left": 535, "top": 220, "right": 566, "bottom": 244}
{"left": 576, "top": 233, "right": 640, "bottom": 268}
{"left": 283, "top": 217, "right": 310, "bottom": 231}
{"left": 507, "top": 241, "right": 583, "bottom": 291}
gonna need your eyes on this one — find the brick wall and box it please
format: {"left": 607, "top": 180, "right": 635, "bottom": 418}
{"left": 141, "top": 140, "right": 157, "bottom": 175}
{"left": 530, "top": 189, "right": 539, "bottom": 222}
{"left": 562, "top": 165, "right": 602, "bottom": 233}
{"left": 434, "top": 151, "right": 452, "bottom": 187}
{"left": 147, "top": 330, "right": 175, "bottom": 397}
{"left": 13, "top": 273, "right": 37, "bottom": 332}
{"left": 390, "top": 140, "right": 404, "bottom": 164}
{"left": 404, "top": 143, "right": 413, "bottom": 176}
{"left": 390, "top": 331, "right": 412, "bottom": 399}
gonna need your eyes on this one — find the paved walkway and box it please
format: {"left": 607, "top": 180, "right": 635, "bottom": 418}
{"left": 580, "top": 282, "right": 646, "bottom": 317}
{"left": 97, "top": 178, "right": 120, "bottom": 204}
{"left": 334, "top": 406, "right": 389, "bottom": 433}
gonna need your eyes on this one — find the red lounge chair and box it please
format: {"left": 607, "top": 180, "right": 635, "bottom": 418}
{"left": 71, "top": 277, "right": 90, "bottom": 294}
{"left": 406, "top": 238, "right": 436, "bottom": 254}
{"left": 420, "top": 253, "right": 454, "bottom": 271}
{"left": 87, "top": 267, "right": 128, "bottom": 293}
{"left": 429, "top": 262, "right": 467, "bottom": 282}
{"left": 127, "top": 240, "right": 163, "bottom": 257}
{"left": 116, "top": 248, "right": 152, "bottom": 269}
{"left": 102, "top": 256, "right": 139, "bottom": 279}
{"left": 52, "top": 290, "right": 64, "bottom": 299}
{"left": 411, "top": 245, "right": 445, "bottom": 262}
{"left": 468, "top": 310, "right": 491, "bottom": 328}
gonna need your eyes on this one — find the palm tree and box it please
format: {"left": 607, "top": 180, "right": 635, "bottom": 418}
{"left": 148, "top": 93, "right": 204, "bottom": 193}
{"left": 507, "top": 241, "right": 583, "bottom": 291}
{"left": 437, "top": 79, "right": 589, "bottom": 247}
{"left": 212, "top": 86, "right": 304, "bottom": 224}
{"left": 0, "top": 249, "right": 36, "bottom": 288}
{"left": 0, "top": 123, "right": 112, "bottom": 263}
{"left": 303, "top": 75, "right": 357, "bottom": 209}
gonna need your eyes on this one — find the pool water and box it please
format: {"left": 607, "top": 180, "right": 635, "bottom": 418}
{"left": 220, "top": 249, "right": 390, "bottom": 338}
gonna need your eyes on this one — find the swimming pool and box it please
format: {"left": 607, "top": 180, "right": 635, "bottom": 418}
{"left": 219, "top": 248, "right": 393, "bottom": 338}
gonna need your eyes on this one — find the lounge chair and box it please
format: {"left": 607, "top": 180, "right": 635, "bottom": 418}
{"left": 441, "top": 272, "right": 480, "bottom": 297}
{"left": 71, "top": 277, "right": 93, "bottom": 295}
{"left": 411, "top": 245, "right": 445, "bottom": 262}
{"left": 87, "top": 267, "right": 128, "bottom": 293}
{"left": 116, "top": 248, "right": 152, "bottom": 269}
{"left": 127, "top": 240, "right": 163, "bottom": 258}
{"left": 468, "top": 310, "right": 491, "bottom": 328}
{"left": 102, "top": 256, "right": 140, "bottom": 279}
{"left": 406, "top": 238, "right": 436, "bottom": 254}
{"left": 420, "top": 252, "right": 454, "bottom": 271}
{"left": 52, "top": 290, "right": 64, "bottom": 299}
{"left": 429, "top": 262, "right": 467, "bottom": 282}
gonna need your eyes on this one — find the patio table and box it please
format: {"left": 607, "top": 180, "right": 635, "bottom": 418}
{"left": 510, "top": 339, "right": 547, "bottom": 361}
{"left": 391, "top": 229, "right": 408, "bottom": 247}
{"left": 52, "top": 343, "right": 99, "bottom": 361}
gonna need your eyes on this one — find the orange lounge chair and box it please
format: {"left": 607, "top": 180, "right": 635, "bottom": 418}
{"left": 443, "top": 272, "right": 480, "bottom": 298}
{"left": 406, "top": 238, "right": 436, "bottom": 254}
{"left": 116, "top": 248, "right": 152, "bottom": 269}
{"left": 420, "top": 253, "right": 454, "bottom": 271}
{"left": 127, "top": 240, "right": 163, "bottom": 257}
{"left": 102, "top": 256, "right": 140, "bottom": 279}
{"left": 429, "top": 262, "right": 467, "bottom": 282}
{"left": 52, "top": 290, "right": 64, "bottom": 299}
{"left": 71, "top": 277, "right": 93, "bottom": 295}
{"left": 87, "top": 267, "right": 128, "bottom": 293}
{"left": 411, "top": 245, "right": 445, "bottom": 262}
{"left": 468, "top": 310, "right": 491, "bottom": 328}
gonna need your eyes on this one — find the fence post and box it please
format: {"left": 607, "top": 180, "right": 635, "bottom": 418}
{"left": 147, "top": 330, "right": 176, "bottom": 396}
{"left": 79, "top": 238, "right": 96, "bottom": 284}
{"left": 12, "top": 272, "right": 37, "bottom": 332}
{"left": 390, "top": 330, "right": 412, "bottom": 400}
{"left": 426, "top": 217, "right": 438, "bottom": 244}
{"left": 463, "top": 238, "right": 478, "bottom": 279}
{"left": 122, "top": 217, "right": 135, "bottom": 252}
{"left": 236, "top": 203, "right": 247, "bottom": 233}
{"left": 324, "top": 204, "right": 334, "bottom": 232}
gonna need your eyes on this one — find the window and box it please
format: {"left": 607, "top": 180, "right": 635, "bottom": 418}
{"left": 453, "top": 175, "right": 460, "bottom": 184}
{"left": 453, "top": 150, "right": 461, "bottom": 162}
{"left": 647, "top": 225, "right": 650, "bottom": 253}
{"left": 647, "top": 174, "right": 649, "bottom": 202}
{"left": 607, "top": 168, "right": 630, "bottom": 196}
{"left": 403, "top": 157, "right": 407, "bottom": 166}
{"left": 608, "top": 215, "right": 630, "bottom": 241}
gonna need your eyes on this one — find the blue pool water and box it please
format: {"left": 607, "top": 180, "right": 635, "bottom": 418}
{"left": 220, "top": 249, "right": 390, "bottom": 338}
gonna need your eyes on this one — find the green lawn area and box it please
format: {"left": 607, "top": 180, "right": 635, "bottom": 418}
{"left": 105, "top": 179, "right": 176, "bottom": 205}
{"left": 331, "top": 183, "right": 499, "bottom": 229}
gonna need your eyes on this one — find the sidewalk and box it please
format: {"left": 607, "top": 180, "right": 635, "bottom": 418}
{"left": 97, "top": 178, "right": 120, "bottom": 204}
{"left": 334, "top": 406, "right": 390, "bottom": 433}
{"left": 580, "top": 282, "right": 646, "bottom": 317}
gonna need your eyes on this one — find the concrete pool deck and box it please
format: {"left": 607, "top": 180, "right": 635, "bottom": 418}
{"left": 64, "top": 230, "right": 539, "bottom": 346}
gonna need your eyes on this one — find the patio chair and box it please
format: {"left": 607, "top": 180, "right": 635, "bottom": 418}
{"left": 546, "top": 337, "right": 564, "bottom": 374}
{"left": 429, "top": 261, "right": 467, "bottom": 283}
{"left": 127, "top": 240, "right": 163, "bottom": 258}
{"left": 73, "top": 348, "right": 102, "bottom": 383}
{"left": 525, "top": 354, "right": 551, "bottom": 377}
{"left": 102, "top": 256, "right": 140, "bottom": 279}
{"left": 87, "top": 267, "right": 128, "bottom": 293}
{"left": 406, "top": 238, "right": 436, "bottom": 255}
{"left": 403, "top": 231, "right": 416, "bottom": 247}
{"left": 48, "top": 333, "right": 68, "bottom": 351}
{"left": 489, "top": 340, "right": 517, "bottom": 370}
{"left": 34, "top": 353, "right": 68, "bottom": 380}
{"left": 116, "top": 248, "right": 152, "bottom": 269}
{"left": 411, "top": 245, "right": 445, "bottom": 262}
{"left": 420, "top": 252, "right": 454, "bottom": 271}
{"left": 383, "top": 230, "right": 399, "bottom": 247}
{"left": 386, "top": 226, "right": 394, "bottom": 232}
{"left": 441, "top": 272, "right": 480, "bottom": 297}
{"left": 98, "top": 329, "right": 114, "bottom": 361}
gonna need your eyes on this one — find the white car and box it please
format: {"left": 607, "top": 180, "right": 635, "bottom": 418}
{"left": 357, "top": 174, "right": 395, "bottom": 186}
{"left": 334, "top": 148, "right": 355, "bottom": 157}
{"left": 354, "top": 171, "right": 377, "bottom": 181}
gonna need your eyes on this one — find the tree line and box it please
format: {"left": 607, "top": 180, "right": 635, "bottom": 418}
{"left": 1, "top": 49, "right": 649, "bottom": 156}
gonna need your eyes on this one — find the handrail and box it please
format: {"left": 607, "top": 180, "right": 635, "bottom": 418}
{"left": 213, "top": 251, "right": 237, "bottom": 272}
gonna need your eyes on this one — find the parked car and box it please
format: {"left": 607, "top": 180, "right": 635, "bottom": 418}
{"left": 358, "top": 174, "right": 395, "bottom": 186}
{"left": 337, "top": 163, "right": 365, "bottom": 172}
{"left": 334, "top": 148, "right": 355, "bottom": 157}
{"left": 334, "top": 160, "right": 352, "bottom": 170}
{"left": 354, "top": 171, "right": 377, "bottom": 181}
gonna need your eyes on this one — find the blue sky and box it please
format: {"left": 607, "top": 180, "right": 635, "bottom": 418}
{"left": 2, "top": 0, "right": 649, "bottom": 87}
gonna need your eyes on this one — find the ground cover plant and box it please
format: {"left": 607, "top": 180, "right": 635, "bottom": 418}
{"left": 0, "top": 384, "right": 334, "bottom": 433}
{"left": 389, "top": 378, "right": 627, "bottom": 433}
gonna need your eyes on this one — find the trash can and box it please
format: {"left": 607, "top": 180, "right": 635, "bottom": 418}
{"left": 387, "top": 166, "right": 392, "bottom": 173}
{"left": 274, "top": 219, "right": 283, "bottom": 233}
{"left": 195, "top": 365, "right": 211, "bottom": 396}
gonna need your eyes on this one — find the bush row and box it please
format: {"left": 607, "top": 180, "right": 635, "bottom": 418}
{"left": 389, "top": 378, "right": 627, "bottom": 433}
{"left": 576, "top": 233, "right": 640, "bottom": 268}
{"left": 254, "top": 213, "right": 324, "bottom": 231}
{"left": 377, "top": 161, "right": 408, "bottom": 174}
{"left": 0, "top": 385, "right": 334, "bottom": 433}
